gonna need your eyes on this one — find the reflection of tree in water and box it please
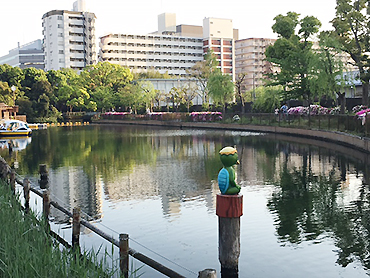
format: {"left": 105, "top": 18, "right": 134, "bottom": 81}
{"left": 268, "top": 152, "right": 370, "bottom": 271}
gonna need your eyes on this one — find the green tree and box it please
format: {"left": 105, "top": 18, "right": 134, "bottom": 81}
{"left": 19, "top": 68, "right": 56, "bottom": 121}
{"left": 0, "top": 64, "right": 24, "bottom": 87}
{"left": 331, "top": 0, "right": 370, "bottom": 105}
{"left": 167, "top": 87, "right": 182, "bottom": 112}
{"left": 80, "top": 62, "right": 133, "bottom": 111}
{"left": 117, "top": 81, "right": 154, "bottom": 113}
{"left": 187, "top": 49, "right": 219, "bottom": 110}
{"left": 309, "top": 32, "right": 346, "bottom": 112}
{"left": 0, "top": 65, "right": 24, "bottom": 105}
{"left": 153, "top": 89, "right": 165, "bottom": 111}
{"left": 177, "top": 82, "right": 199, "bottom": 112}
{"left": 0, "top": 81, "right": 15, "bottom": 105}
{"left": 252, "top": 86, "right": 283, "bottom": 113}
{"left": 47, "top": 69, "right": 68, "bottom": 110}
{"left": 207, "top": 71, "right": 234, "bottom": 115}
{"left": 266, "top": 12, "right": 321, "bottom": 103}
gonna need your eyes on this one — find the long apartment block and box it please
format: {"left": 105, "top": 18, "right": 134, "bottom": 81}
{"left": 99, "top": 34, "right": 204, "bottom": 77}
{"left": 99, "top": 14, "right": 237, "bottom": 78}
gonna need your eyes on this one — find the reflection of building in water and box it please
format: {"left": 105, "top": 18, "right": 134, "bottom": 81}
{"left": 238, "top": 146, "right": 258, "bottom": 185}
{"left": 102, "top": 134, "right": 219, "bottom": 217}
{"left": 48, "top": 166, "right": 103, "bottom": 223}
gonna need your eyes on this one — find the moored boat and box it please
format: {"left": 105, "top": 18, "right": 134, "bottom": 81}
{"left": 0, "top": 120, "right": 32, "bottom": 137}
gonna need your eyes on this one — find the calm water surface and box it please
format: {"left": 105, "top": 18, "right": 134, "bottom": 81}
{"left": 5, "top": 124, "right": 370, "bottom": 277}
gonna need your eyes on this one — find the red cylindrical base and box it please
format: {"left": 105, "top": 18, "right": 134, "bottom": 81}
{"left": 216, "top": 194, "right": 243, "bottom": 218}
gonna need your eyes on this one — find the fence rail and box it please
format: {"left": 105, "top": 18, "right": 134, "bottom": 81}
{"left": 7, "top": 164, "right": 211, "bottom": 278}
{"left": 98, "top": 112, "right": 370, "bottom": 138}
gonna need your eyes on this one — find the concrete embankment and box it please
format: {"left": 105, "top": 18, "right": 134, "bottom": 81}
{"left": 94, "top": 119, "right": 370, "bottom": 156}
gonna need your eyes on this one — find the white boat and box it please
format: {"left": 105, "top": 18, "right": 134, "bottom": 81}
{"left": 0, "top": 120, "right": 32, "bottom": 137}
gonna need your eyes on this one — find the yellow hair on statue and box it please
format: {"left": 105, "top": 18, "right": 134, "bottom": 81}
{"left": 219, "top": 147, "right": 237, "bottom": 156}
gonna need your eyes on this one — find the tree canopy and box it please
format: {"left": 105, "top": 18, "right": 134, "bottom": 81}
{"left": 331, "top": 0, "right": 370, "bottom": 105}
{"left": 265, "top": 12, "right": 322, "bottom": 103}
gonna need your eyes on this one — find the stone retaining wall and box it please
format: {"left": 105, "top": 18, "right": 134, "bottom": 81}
{"left": 94, "top": 119, "right": 370, "bottom": 154}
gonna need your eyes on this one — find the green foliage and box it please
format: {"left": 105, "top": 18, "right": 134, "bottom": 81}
{"left": 119, "top": 81, "right": 155, "bottom": 113}
{"left": 0, "top": 64, "right": 24, "bottom": 87}
{"left": 252, "top": 86, "right": 283, "bottom": 112}
{"left": 187, "top": 49, "right": 219, "bottom": 109}
{"left": 132, "top": 69, "right": 172, "bottom": 79}
{"left": 80, "top": 62, "right": 133, "bottom": 112}
{"left": 0, "top": 180, "right": 117, "bottom": 277}
{"left": 177, "top": 82, "right": 199, "bottom": 112}
{"left": 308, "top": 32, "right": 345, "bottom": 103}
{"left": 266, "top": 12, "right": 322, "bottom": 102}
{"left": 208, "top": 71, "right": 234, "bottom": 114}
{"left": 0, "top": 81, "right": 15, "bottom": 106}
{"left": 272, "top": 12, "right": 300, "bottom": 39}
{"left": 331, "top": 0, "right": 370, "bottom": 105}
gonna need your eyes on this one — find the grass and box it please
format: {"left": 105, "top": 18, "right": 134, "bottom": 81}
{"left": 0, "top": 179, "right": 120, "bottom": 278}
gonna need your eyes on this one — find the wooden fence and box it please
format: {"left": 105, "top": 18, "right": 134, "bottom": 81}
{"left": 3, "top": 162, "right": 216, "bottom": 278}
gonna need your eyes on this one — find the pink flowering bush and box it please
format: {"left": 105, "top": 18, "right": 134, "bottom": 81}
{"left": 189, "top": 112, "right": 223, "bottom": 122}
{"left": 288, "top": 105, "right": 340, "bottom": 116}
{"left": 356, "top": 108, "right": 370, "bottom": 125}
{"left": 352, "top": 105, "right": 368, "bottom": 114}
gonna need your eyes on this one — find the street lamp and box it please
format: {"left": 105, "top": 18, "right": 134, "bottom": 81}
{"left": 10, "top": 85, "right": 17, "bottom": 106}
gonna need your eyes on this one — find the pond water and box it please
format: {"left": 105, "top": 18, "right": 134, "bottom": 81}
{"left": 5, "top": 124, "right": 370, "bottom": 277}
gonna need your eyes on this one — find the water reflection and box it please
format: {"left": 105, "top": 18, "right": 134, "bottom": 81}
{"left": 0, "top": 137, "right": 32, "bottom": 169}
{"left": 8, "top": 125, "right": 370, "bottom": 276}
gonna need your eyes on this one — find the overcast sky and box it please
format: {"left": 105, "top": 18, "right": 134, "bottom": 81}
{"left": 0, "top": 0, "right": 337, "bottom": 57}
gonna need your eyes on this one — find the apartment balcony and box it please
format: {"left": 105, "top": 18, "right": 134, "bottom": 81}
{"left": 69, "top": 45, "right": 85, "bottom": 51}
{"left": 69, "top": 19, "right": 84, "bottom": 26}
{"left": 70, "top": 61, "right": 85, "bottom": 68}
{"left": 70, "top": 36, "right": 84, "bottom": 42}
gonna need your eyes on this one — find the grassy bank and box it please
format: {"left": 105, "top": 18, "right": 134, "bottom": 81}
{"left": 0, "top": 179, "right": 117, "bottom": 278}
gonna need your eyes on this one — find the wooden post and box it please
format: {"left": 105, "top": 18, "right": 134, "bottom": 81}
{"left": 119, "top": 233, "right": 129, "bottom": 278}
{"left": 72, "top": 207, "right": 81, "bottom": 252}
{"left": 216, "top": 194, "right": 243, "bottom": 278}
{"left": 23, "top": 178, "right": 30, "bottom": 213}
{"left": 42, "top": 189, "right": 50, "bottom": 221}
{"left": 39, "top": 164, "right": 49, "bottom": 189}
{"left": 198, "top": 269, "right": 217, "bottom": 278}
{"left": 9, "top": 169, "right": 15, "bottom": 194}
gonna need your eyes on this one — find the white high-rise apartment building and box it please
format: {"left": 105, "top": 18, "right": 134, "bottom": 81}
{"left": 99, "top": 14, "right": 237, "bottom": 78}
{"left": 99, "top": 33, "right": 203, "bottom": 76}
{"left": 42, "top": 0, "right": 96, "bottom": 71}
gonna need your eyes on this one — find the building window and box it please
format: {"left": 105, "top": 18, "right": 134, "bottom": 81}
{"left": 57, "top": 16, "right": 62, "bottom": 20}
{"left": 59, "top": 50, "right": 64, "bottom": 54}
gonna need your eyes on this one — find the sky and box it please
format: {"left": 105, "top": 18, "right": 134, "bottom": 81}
{"left": 0, "top": 0, "right": 337, "bottom": 57}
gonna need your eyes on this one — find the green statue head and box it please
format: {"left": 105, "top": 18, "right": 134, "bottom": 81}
{"left": 219, "top": 146, "right": 239, "bottom": 167}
